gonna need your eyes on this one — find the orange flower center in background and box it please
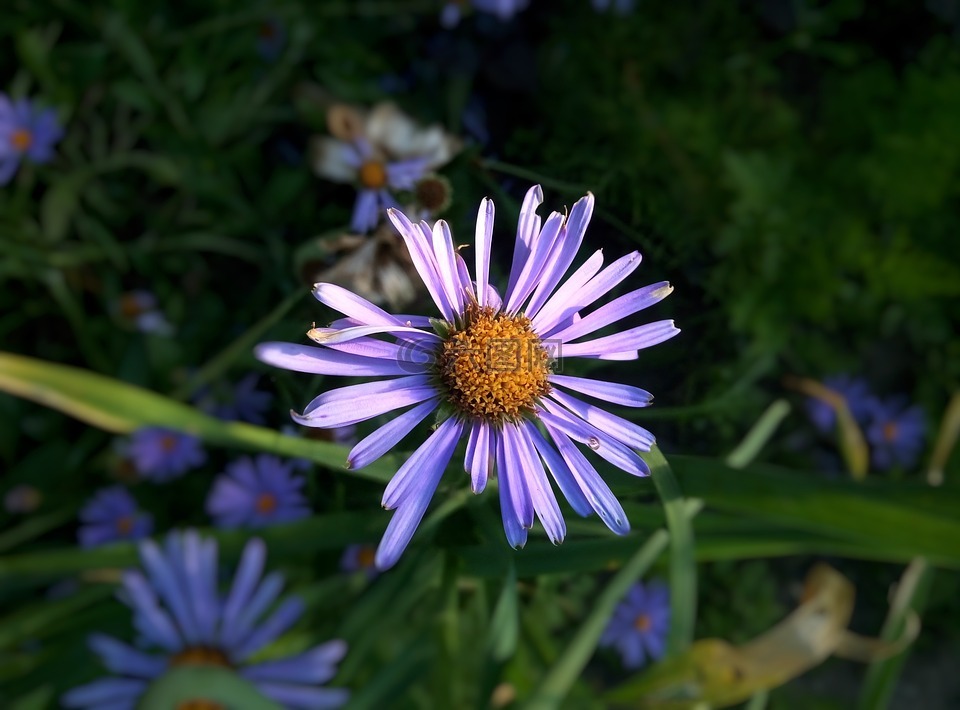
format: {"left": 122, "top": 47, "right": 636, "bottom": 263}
{"left": 118, "top": 293, "right": 146, "bottom": 318}
{"left": 359, "top": 160, "right": 388, "bottom": 189}
{"left": 170, "top": 646, "right": 232, "bottom": 668}
{"left": 357, "top": 546, "right": 377, "bottom": 568}
{"left": 438, "top": 304, "right": 551, "bottom": 421}
{"left": 255, "top": 492, "right": 277, "bottom": 514}
{"left": 10, "top": 129, "right": 32, "bottom": 151}
{"left": 160, "top": 434, "right": 178, "bottom": 452}
{"left": 177, "top": 701, "right": 225, "bottom": 710}
{"left": 634, "top": 614, "right": 651, "bottom": 632}
{"left": 883, "top": 421, "right": 898, "bottom": 443}
{"left": 115, "top": 515, "right": 135, "bottom": 536}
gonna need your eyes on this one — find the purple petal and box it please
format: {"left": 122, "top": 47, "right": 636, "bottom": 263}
{"left": 350, "top": 189, "right": 379, "bottom": 233}
{"left": 312, "top": 283, "right": 407, "bottom": 326}
{"left": 529, "top": 249, "right": 604, "bottom": 333}
{"left": 495, "top": 430, "right": 528, "bottom": 549}
{"left": 525, "top": 192, "right": 595, "bottom": 318}
{"left": 381, "top": 416, "right": 465, "bottom": 509}
{"left": 242, "top": 640, "right": 347, "bottom": 684}
{"left": 233, "top": 597, "right": 305, "bottom": 660}
{"left": 548, "top": 389, "right": 656, "bottom": 450}
{"left": 504, "top": 211, "right": 564, "bottom": 313}
{"left": 499, "top": 425, "right": 534, "bottom": 529}
{"left": 295, "top": 375, "right": 439, "bottom": 428}
{"left": 61, "top": 678, "right": 146, "bottom": 707}
{"left": 346, "top": 398, "right": 440, "bottom": 469}
{"left": 307, "top": 323, "right": 439, "bottom": 345}
{"left": 464, "top": 420, "right": 492, "bottom": 494}
{"left": 561, "top": 319, "right": 680, "bottom": 357}
{"left": 506, "top": 184, "right": 543, "bottom": 297}
{"left": 88, "top": 634, "right": 166, "bottom": 679}
{"left": 549, "top": 374, "right": 653, "bottom": 408}
{"left": 512, "top": 423, "right": 565, "bottom": 544}
{"left": 526, "top": 424, "right": 592, "bottom": 516}
{"left": 386, "top": 208, "right": 455, "bottom": 320}
{"left": 222, "top": 538, "right": 267, "bottom": 631}
{"left": 255, "top": 342, "right": 426, "bottom": 376}
{"left": 432, "top": 220, "right": 466, "bottom": 314}
{"left": 375, "top": 418, "right": 465, "bottom": 568}
{"left": 539, "top": 403, "right": 650, "bottom": 477}
{"left": 552, "top": 282, "right": 674, "bottom": 343}
{"left": 255, "top": 683, "right": 350, "bottom": 710}
{"left": 475, "top": 197, "right": 495, "bottom": 306}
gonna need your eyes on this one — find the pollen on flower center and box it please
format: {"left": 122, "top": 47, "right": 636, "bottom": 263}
{"left": 170, "top": 647, "right": 232, "bottom": 668}
{"left": 255, "top": 492, "right": 277, "bottom": 514}
{"left": 634, "top": 614, "right": 651, "bottom": 632}
{"left": 177, "top": 700, "right": 226, "bottom": 710}
{"left": 10, "top": 129, "right": 32, "bottom": 151}
{"left": 358, "top": 160, "right": 388, "bottom": 189}
{"left": 115, "top": 515, "right": 134, "bottom": 536}
{"left": 438, "top": 304, "right": 551, "bottom": 421}
{"left": 357, "top": 546, "right": 376, "bottom": 568}
{"left": 882, "top": 421, "right": 898, "bottom": 443}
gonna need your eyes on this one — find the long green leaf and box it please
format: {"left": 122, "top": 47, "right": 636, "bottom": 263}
{"left": 647, "top": 446, "right": 697, "bottom": 654}
{"left": 0, "top": 351, "right": 396, "bottom": 482}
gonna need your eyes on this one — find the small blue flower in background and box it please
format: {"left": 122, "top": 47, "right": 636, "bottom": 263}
{"left": 206, "top": 455, "right": 310, "bottom": 529}
{"left": 62, "top": 530, "right": 350, "bottom": 710}
{"left": 78, "top": 487, "right": 153, "bottom": 548}
{"left": 0, "top": 94, "right": 62, "bottom": 184}
{"left": 340, "top": 544, "right": 379, "bottom": 579}
{"left": 126, "top": 427, "right": 206, "bottom": 482}
{"left": 341, "top": 138, "right": 428, "bottom": 233}
{"left": 806, "top": 374, "right": 873, "bottom": 435}
{"left": 114, "top": 290, "right": 173, "bottom": 335}
{"left": 592, "top": 0, "right": 636, "bottom": 14}
{"left": 866, "top": 398, "right": 925, "bottom": 470}
{"left": 441, "top": 0, "right": 530, "bottom": 28}
{"left": 196, "top": 373, "right": 273, "bottom": 425}
{"left": 256, "top": 17, "right": 286, "bottom": 61}
{"left": 599, "top": 579, "right": 670, "bottom": 670}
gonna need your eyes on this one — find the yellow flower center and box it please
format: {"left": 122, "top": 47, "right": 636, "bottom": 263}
{"left": 177, "top": 701, "right": 226, "bottom": 710}
{"left": 115, "top": 515, "right": 135, "bottom": 536}
{"left": 10, "top": 128, "right": 32, "bottom": 151}
{"left": 882, "top": 421, "right": 898, "bottom": 443}
{"left": 359, "top": 160, "right": 388, "bottom": 189}
{"left": 255, "top": 492, "right": 277, "bottom": 514}
{"left": 357, "top": 545, "right": 376, "bottom": 568}
{"left": 438, "top": 304, "right": 551, "bottom": 421}
{"left": 634, "top": 613, "right": 651, "bottom": 632}
{"left": 170, "top": 646, "right": 232, "bottom": 668}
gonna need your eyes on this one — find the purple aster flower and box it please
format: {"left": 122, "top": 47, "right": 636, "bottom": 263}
{"left": 62, "top": 530, "right": 350, "bottom": 710}
{"left": 441, "top": 0, "right": 530, "bottom": 28}
{"left": 126, "top": 427, "right": 206, "bottom": 482}
{"left": 206, "top": 455, "right": 310, "bottom": 529}
{"left": 256, "top": 185, "right": 679, "bottom": 570}
{"left": 340, "top": 544, "right": 379, "bottom": 579}
{"left": 592, "top": 0, "right": 636, "bottom": 14}
{"left": 196, "top": 373, "right": 273, "bottom": 425}
{"left": 78, "top": 487, "right": 153, "bottom": 548}
{"left": 805, "top": 375, "right": 873, "bottom": 435}
{"left": 0, "top": 94, "right": 62, "bottom": 184}
{"left": 866, "top": 398, "right": 926, "bottom": 471}
{"left": 599, "top": 579, "right": 670, "bottom": 669}
{"left": 114, "top": 290, "right": 173, "bottom": 335}
{"left": 342, "top": 138, "right": 428, "bottom": 233}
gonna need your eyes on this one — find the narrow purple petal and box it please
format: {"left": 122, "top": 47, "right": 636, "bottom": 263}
{"left": 495, "top": 430, "right": 528, "bottom": 549}
{"left": 255, "top": 683, "right": 350, "bottom": 710}
{"left": 526, "top": 424, "right": 592, "bottom": 516}
{"left": 295, "top": 376, "right": 439, "bottom": 428}
{"left": 136, "top": 541, "right": 198, "bottom": 645}
{"left": 375, "top": 418, "right": 465, "bottom": 569}
{"left": 432, "top": 220, "right": 466, "bottom": 314}
{"left": 499, "top": 425, "right": 534, "bottom": 529}
{"left": 221, "top": 538, "right": 267, "bottom": 631}
{"left": 525, "top": 192, "right": 595, "bottom": 318}
{"left": 61, "top": 678, "right": 146, "bottom": 707}
{"left": 513, "top": 422, "right": 566, "bottom": 544}
{"left": 549, "top": 374, "right": 653, "bottom": 408}
{"left": 312, "top": 283, "right": 407, "bottom": 326}
{"left": 255, "top": 342, "right": 426, "bottom": 376}
{"left": 475, "top": 197, "right": 494, "bottom": 306}
{"left": 307, "top": 323, "right": 440, "bottom": 346}
{"left": 346, "top": 398, "right": 440, "bottom": 469}
{"left": 350, "top": 189, "right": 379, "bottom": 233}
{"left": 548, "top": 389, "right": 656, "bottom": 450}
{"left": 88, "top": 634, "right": 166, "bottom": 679}
{"left": 504, "top": 211, "right": 564, "bottom": 313}
{"left": 506, "top": 184, "right": 544, "bottom": 297}
{"left": 122, "top": 572, "right": 182, "bottom": 651}
{"left": 464, "top": 420, "right": 491, "bottom": 494}
{"left": 233, "top": 597, "right": 305, "bottom": 660}
{"left": 386, "top": 208, "right": 455, "bottom": 320}
{"left": 542, "top": 423, "right": 630, "bottom": 534}
{"left": 539, "top": 404, "right": 651, "bottom": 477}
{"left": 552, "top": 282, "right": 674, "bottom": 343}
{"left": 381, "top": 417, "right": 465, "bottom": 509}
{"left": 529, "top": 249, "right": 604, "bottom": 333}
{"left": 241, "top": 640, "right": 347, "bottom": 684}
{"left": 561, "top": 319, "right": 680, "bottom": 357}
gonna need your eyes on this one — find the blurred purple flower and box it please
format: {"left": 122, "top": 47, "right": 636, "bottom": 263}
{"left": 599, "top": 579, "right": 670, "bottom": 669}
{"left": 806, "top": 375, "right": 873, "bottom": 435}
{"left": 441, "top": 0, "right": 530, "bottom": 28}
{"left": 866, "top": 398, "right": 926, "bottom": 470}
{"left": 206, "top": 455, "right": 310, "bottom": 529}
{"left": 196, "top": 373, "right": 273, "bottom": 424}
{"left": 78, "top": 487, "right": 153, "bottom": 548}
{"left": 340, "top": 544, "right": 379, "bottom": 579}
{"left": 126, "top": 427, "right": 206, "bottom": 482}
{"left": 0, "top": 94, "right": 62, "bottom": 184}
{"left": 114, "top": 290, "right": 172, "bottom": 335}
{"left": 62, "top": 530, "right": 349, "bottom": 710}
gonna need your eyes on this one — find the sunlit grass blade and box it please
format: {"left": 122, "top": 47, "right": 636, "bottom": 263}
{"left": 525, "top": 500, "right": 700, "bottom": 710}
{"left": 725, "top": 399, "right": 791, "bottom": 469}
{"left": 858, "top": 558, "right": 933, "bottom": 710}
{"left": 646, "top": 446, "right": 698, "bottom": 654}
